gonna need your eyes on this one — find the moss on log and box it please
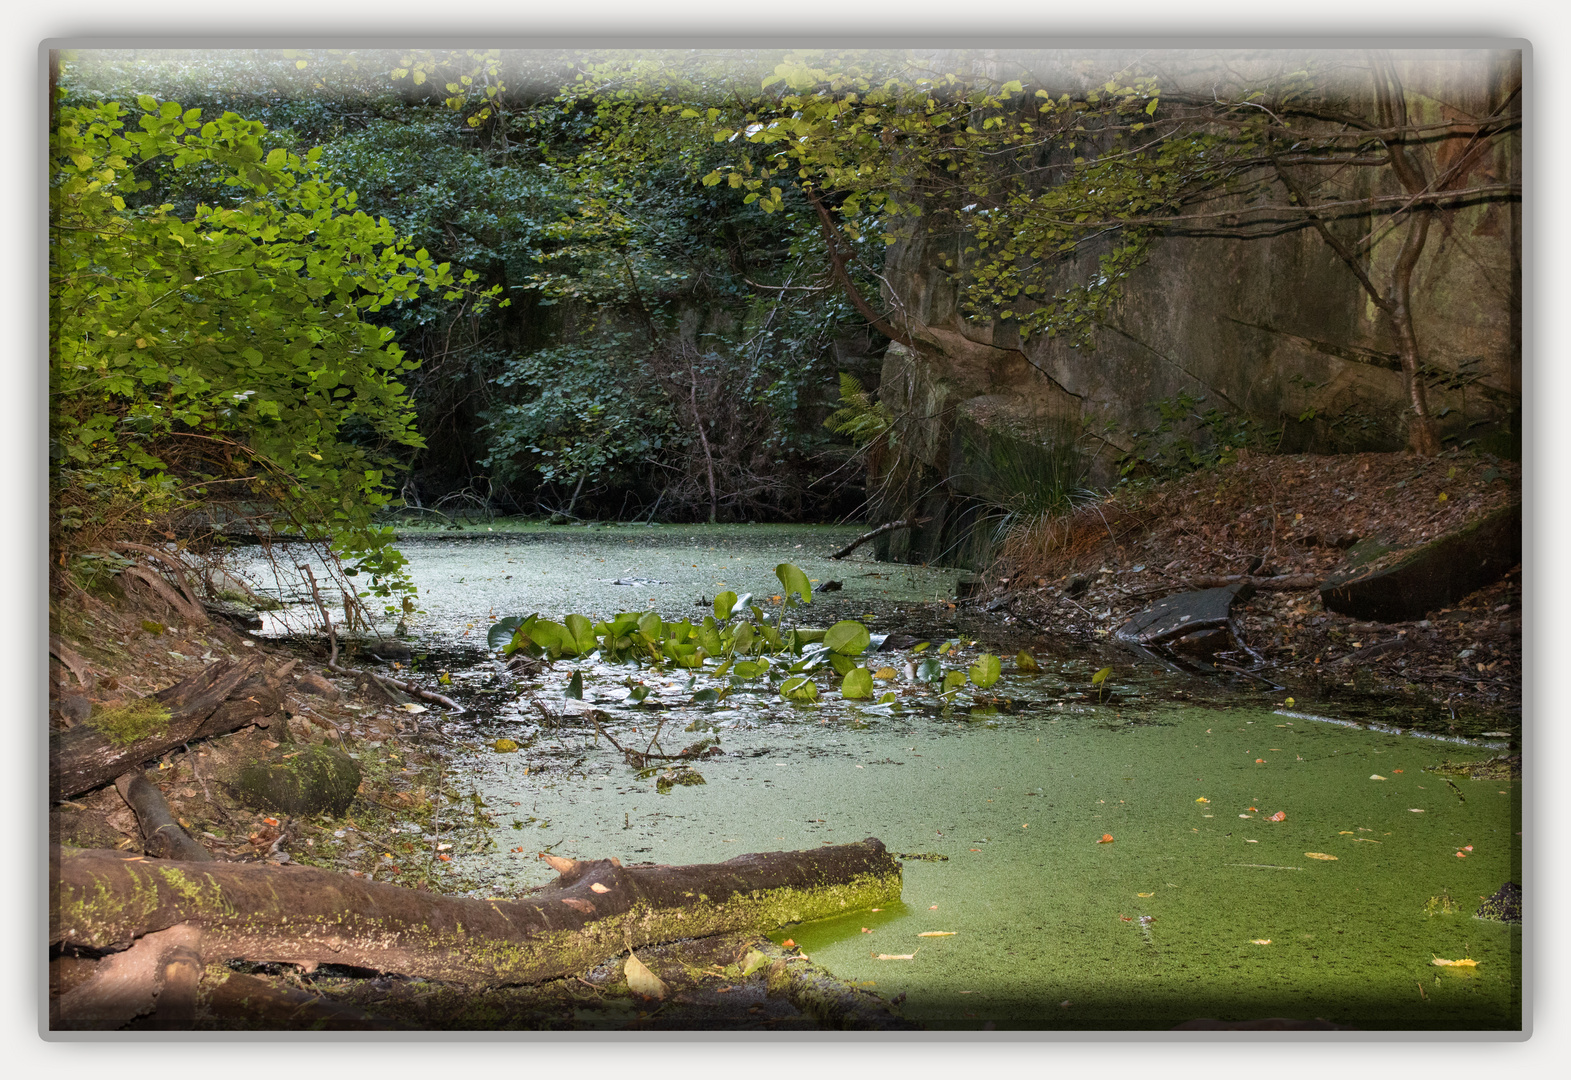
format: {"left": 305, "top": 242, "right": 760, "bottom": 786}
{"left": 51, "top": 839, "right": 902, "bottom": 988}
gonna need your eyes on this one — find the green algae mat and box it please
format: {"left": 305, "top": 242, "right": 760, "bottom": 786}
{"left": 242, "top": 527, "right": 1521, "bottom": 1031}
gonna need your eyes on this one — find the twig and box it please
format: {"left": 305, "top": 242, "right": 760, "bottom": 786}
{"left": 829, "top": 518, "right": 931, "bottom": 560}
{"left": 298, "top": 562, "right": 463, "bottom": 713}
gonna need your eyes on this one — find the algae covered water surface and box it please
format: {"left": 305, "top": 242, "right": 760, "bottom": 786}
{"left": 245, "top": 525, "right": 1522, "bottom": 1031}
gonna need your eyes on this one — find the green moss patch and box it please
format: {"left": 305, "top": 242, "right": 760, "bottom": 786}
{"left": 88, "top": 698, "right": 171, "bottom": 747}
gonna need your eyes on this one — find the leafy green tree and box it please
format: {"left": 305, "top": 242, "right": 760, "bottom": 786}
{"left": 50, "top": 94, "right": 497, "bottom": 601}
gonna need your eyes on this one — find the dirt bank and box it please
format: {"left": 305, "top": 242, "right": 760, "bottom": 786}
{"left": 977, "top": 448, "right": 1521, "bottom": 716}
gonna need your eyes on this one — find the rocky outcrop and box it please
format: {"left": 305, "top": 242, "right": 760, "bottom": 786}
{"left": 1319, "top": 502, "right": 1520, "bottom": 622}
{"left": 864, "top": 50, "right": 1520, "bottom": 566}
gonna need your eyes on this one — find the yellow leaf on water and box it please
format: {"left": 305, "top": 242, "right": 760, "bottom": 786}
{"left": 1370, "top": 775, "right": 1386, "bottom": 781}
{"left": 874, "top": 953, "right": 916, "bottom": 960}
{"left": 1137, "top": 892, "right": 1154, "bottom": 898}
{"left": 917, "top": 931, "right": 955, "bottom": 937}
{"left": 1196, "top": 797, "right": 1209, "bottom": 803}
{"left": 624, "top": 952, "right": 668, "bottom": 999}
{"left": 874, "top": 667, "right": 898, "bottom": 680}
{"left": 1250, "top": 939, "right": 1272, "bottom": 945}
{"left": 1432, "top": 957, "right": 1479, "bottom": 967}
{"left": 1304, "top": 852, "right": 1339, "bottom": 861}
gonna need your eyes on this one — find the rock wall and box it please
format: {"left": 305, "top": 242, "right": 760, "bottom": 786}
{"left": 868, "top": 49, "right": 1521, "bottom": 566}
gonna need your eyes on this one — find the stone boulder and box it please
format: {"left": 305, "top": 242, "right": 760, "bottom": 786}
{"left": 235, "top": 744, "right": 362, "bottom": 817}
{"left": 1319, "top": 502, "right": 1520, "bottom": 623}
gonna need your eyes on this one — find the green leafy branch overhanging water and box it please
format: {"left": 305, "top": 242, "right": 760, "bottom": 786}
{"left": 50, "top": 94, "right": 503, "bottom": 605}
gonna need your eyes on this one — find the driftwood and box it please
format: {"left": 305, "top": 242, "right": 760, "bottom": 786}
{"left": 114, "top": 770, "right": 214, "bottom": 862}
{"left": 828, "top": 518, "right": 930, "bottom": 561}
{"left": 49, "top": 656, "right": 295, "bottom": 800}
{"left": 53, "top": 839, "right": 902, "bottom": 989}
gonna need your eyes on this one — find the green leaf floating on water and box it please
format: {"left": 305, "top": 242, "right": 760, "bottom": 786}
{"left": 916, "top": 656, "right": 943, "bottom": 684}
{"left": 488, "top": 615, "right": 526, "bottom": 651}
{"left": 776, "top": 562, "right": 813, "bottom": 603}
{"left": 969, "top": 653, "right": 1002, "bottom": 688}
{"left": 564, "top": 671, "right": 583, "bottom": 699}
{"left": 740, "top": 949, "right": 771, "bottom": 977}
{"left": 1091, "top": 666, "right": 1113, "bottom": 686}
{"left": 824, "top": 619, "right": 871, "bottom": 656}
{"left": 1015, "top": 649, "right": 1040, "bottom": 673}
{"left": 780, "top": 674, "right": 819, "bottom": 702}
{"left": 713, "top": 591, "right": 738, "bottom": 621}
{"left": 841, "top": 666, "right": 874, "bottom": 699}
{"left": 942, "top": 669, "right": 969, "bottom": 694}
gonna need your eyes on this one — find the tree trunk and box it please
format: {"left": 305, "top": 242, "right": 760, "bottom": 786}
{"left": 1387, "top": 209, "right": 1442, "bottom": 455}
{"left": 49, "top": 657, "right": 292, "bottom": 801}
{"left": 52, "top": 839, "right": 902, "bottom": 988}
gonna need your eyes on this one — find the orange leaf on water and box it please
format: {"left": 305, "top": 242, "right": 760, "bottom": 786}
{"left": 1268, "top": 811, "right": 1286, "bottom": 822}
{"left": 1098, "top": 834, "right": 1114, "bottom": 844}
{"left": 782, "top": 939, "right": 796, "bottom": 949}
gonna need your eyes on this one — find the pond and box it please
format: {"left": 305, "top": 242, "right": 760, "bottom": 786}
{"left": 239, "top": 523, "right": 1522, "bottom": 1031}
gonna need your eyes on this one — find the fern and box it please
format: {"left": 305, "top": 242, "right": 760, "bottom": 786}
{"left": 823, "top": 373, "right": 893, "bottom": 447}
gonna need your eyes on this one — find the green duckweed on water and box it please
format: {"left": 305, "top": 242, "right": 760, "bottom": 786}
{"left": 239, "top": 526, "right": 1521, "bottom": 1030}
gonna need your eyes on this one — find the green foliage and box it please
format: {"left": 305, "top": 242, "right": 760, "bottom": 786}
{"left": 840, "top": 667, "right": 874, "bottom": 699}
{"left": 968, "top": 653, "right": 1002, "bottom": 689}
{"left": 823, "top": 373, "right": 893, "bottom": 448}
{"left": 823, "top": 619, "right": 871, "bottom": 656}
{"left": 775, "top": 562, "right": 813, "bottom": 604}
{"left": 50, "top": 94, "right": 497, "bottom": 602}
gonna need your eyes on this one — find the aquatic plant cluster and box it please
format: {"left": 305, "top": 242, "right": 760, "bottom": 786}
{"left": 489, "top": 563, "right": 1004, "bottom": 709}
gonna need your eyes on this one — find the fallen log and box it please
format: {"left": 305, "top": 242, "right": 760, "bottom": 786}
{"left": 828, "top": 518, "right": 930, "bottom": 561}
{"left": 52, "top": 923, "right": 203, "bottom": 1031}
{"left": 114, "top": 770, "right": 214, "bottom": 862}
{"left": 1185, "top": 573, "right": 1320, "bottom": 591}
{"left": 53, "top": 839, "right": 902, "bottom": 988}
{"left": 49, "top": 657, "right": 293, "bottom": 801}
{"left": 202, "top": 971, "right": 398, "bottom": 1031}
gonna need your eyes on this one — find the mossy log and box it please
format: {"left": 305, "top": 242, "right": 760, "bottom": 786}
{"left": 52, "top": 839, "right": 902, "bottom": 988}
{"left": 49, "top": 657, "right": 292, "bottom": 800}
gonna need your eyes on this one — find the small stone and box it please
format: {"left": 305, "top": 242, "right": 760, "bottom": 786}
{"left": 296, "top": 671, "right": 341, "bottom": 701}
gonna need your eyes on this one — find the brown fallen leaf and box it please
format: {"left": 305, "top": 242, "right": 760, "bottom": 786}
{"left": 625, "top": 951, "right": 668, "bottom": 999}
{"left": 1304, "top": 852, "right": 1339, "bottom": 861}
